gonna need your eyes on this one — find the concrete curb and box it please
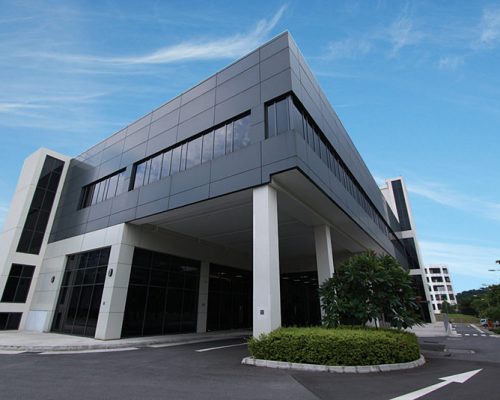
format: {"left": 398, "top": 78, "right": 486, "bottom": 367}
{"left": 241, "top": 355, "right": 425, "bottom": 373}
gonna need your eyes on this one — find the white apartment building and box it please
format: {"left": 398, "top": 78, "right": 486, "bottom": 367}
{"left": 425, "top": 265, "right": 456, "bottom": 313}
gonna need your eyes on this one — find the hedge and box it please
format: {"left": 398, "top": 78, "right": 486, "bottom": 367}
{"left": 248, "top": 327, "right": 420, "bottom": 366}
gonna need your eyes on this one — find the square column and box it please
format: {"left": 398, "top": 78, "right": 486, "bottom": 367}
{"left": 196, "top": 261, "right": 210, "bottom": 333}
{"left": 253, "top": 185, "right": 281, "bottom": 337}
{"left": 95, "top": 242, "right": 134, "bottom": 340}
{"left": 314, "top": 225, "right": 335, "bottom": 285}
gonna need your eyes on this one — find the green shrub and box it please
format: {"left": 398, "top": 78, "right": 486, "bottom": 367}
{"left": 248, "top": 327, "right": 420, "bottom": 366}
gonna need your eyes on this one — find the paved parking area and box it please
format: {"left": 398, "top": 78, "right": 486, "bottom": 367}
{"left": 0, "top": 331, "right": 499, "bottom": 400}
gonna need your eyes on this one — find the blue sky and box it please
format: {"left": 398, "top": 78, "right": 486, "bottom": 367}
{"left": 0, "top": 1, "right": 499, "bottom": 293}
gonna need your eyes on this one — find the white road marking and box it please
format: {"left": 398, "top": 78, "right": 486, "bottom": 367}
{"left": 464, "top": 334, "right": 470, "bottom": 336}
{"left": 195, "top": 343, "right": 247, "bottom": 352}
{"left": 481, "top": 334, "right": 486, "bottom": 337}
{"left": 469, "top": 324, "right": 486, "bottom": 334}
{"left": 39, "top": 347, "right": 138, "bottom": 355}
{"left": 473, "top": 334, "right": 478, "bottom": 336}
{"left": 390, "top": 369, "right": 482, "bottom": 400}
{"left": 0, "top": 350, "right": 25, "bottom": 355}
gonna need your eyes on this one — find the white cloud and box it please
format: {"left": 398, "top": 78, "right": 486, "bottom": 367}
{"left": 478, "top": 7, "right": 500, "bottom": 47}
{"left": 407, "top": 180, "right": 500, "bottom": 222}
{"left": 387, "top": 14, "right": 422, "bottom": 57}
{"left": 325, "top": 38, "right": 371, "bottom": 60}
{"left": 420, "top": 240, "right": 500, "bottom": 284}
{"left": 437, "top": 55, "right": 464, "bottom": 71}
{"left": 32, "top": 6, "right": 287, "bottom": 66}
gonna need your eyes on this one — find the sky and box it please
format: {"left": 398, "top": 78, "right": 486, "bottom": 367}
{"left": 0, "top": 0, "right": 499, "bottom": 293}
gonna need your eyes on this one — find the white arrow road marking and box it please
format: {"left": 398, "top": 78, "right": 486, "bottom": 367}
{"left": 389, "top": 369, "right": 482, "bottom": 400}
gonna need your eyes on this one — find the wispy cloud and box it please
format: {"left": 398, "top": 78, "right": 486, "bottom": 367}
{"left": 437, "top": 55, "right": 464, "bottom": 71}
{"left": 31, "top": 6, "right": 287, "bottom": 66}
{"left": 420, "top": 240, "right": 500, "bottom": 287}
{"left": 387, "top": 14, "right": 423, "bottom": 57}
{"left": 407, "top": 180, "right": 500, "bottom": 222}
{"left": 478, "top": 7, "right": 500, "bottom": 47}
{"left": 323, "top": 38, "right": 371, "bottom": 60}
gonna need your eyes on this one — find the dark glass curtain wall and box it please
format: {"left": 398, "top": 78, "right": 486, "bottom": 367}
{"left": 52, "top": 247, "right": 110, "bottom": 337}
{"left": 281, "top": 271, "right": 321, "bottom": 327}
{"left": 122, "top": 248, "right": 200, "bottom": 337}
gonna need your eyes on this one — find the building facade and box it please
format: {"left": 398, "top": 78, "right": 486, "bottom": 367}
{"left": 0, "top": 32, "right": 433, "bottom": 338}
{"left": 425, "top": 265, "right": 457, "bottom": 314}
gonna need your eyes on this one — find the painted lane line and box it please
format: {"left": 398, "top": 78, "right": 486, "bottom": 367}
{"left": 473, "top": 334, "right": 478, "bottom": 337}
{"left": 390, "top": 369, "right": 482, "bottom": 400}
{"left": 464, "top": 334, "right": 470, "bottom": 336}
{"left": 148, "top": 337, "right": 247, "bottom": 348}
{"left": 469, "top": 324, "right": 486, "bottom": 334}
{"left": 0, "top": 350, "right": 25, "bottom": 355}
{"left": 481, "top": 334, "right": 486, "bottom": 337}
{"left": 195, "top": 343, "right": 247, "bottom": 352}
{"left": 39, "top": 347, "right": 138, "bottom": 355}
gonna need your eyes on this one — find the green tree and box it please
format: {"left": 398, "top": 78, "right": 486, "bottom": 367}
{"left": 472, "top": 284, "right": 500, "bottom": 321}
{"left": 319, "top": 252, "right": 421, "bottom": 329}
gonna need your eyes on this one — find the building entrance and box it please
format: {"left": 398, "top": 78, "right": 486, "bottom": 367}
{"left": 280, "top": 271, "right": 321, "bottom": 327}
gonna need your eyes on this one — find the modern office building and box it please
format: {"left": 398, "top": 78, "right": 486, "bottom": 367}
{"left": 424, "top": 265, "right": 457, "bottom": 313}
{"left": 0, "top": 32, "right": 433, "bottom": 339}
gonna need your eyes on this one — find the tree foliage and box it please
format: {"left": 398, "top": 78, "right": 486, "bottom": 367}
{"left": 319, "top": 252, "right": 421, "bottom": 329}
{"left": 471, "top": 284, "right": 500, "bottom": 321}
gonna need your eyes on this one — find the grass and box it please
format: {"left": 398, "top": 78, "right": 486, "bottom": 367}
{"left": 435, "top": 313, "right": 479, "bottom": 324}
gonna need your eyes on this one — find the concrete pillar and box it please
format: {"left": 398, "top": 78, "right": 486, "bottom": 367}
{"left": 253, "top": 185, "right": 281, "bottom": 337}
{"left": 196, "top": 261, "right": 210, "bottom": 333}
{"left": 314, "top": 225, "right": 335, "bottom": 285}
{"left": 95, "top": 242, "right": 134, "bottom": 340}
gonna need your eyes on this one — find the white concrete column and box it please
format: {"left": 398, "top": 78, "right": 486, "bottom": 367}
{"left": 196, "top": 261, "right": 210, "bottom": 333}
{"left": 95, "top": 242, "right": 134, "bottom": 340}
{"left": 253, "top": 185, "right": 281, "bottom": 337}
{"left": 314, "top": 225, "right": 335, "bottom": 285}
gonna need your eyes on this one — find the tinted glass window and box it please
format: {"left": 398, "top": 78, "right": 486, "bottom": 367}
{"left": 186, "top": 137, "right": 202, "bottom": 169}
{"left": 161, "top": 151, "right": 172, "bottom": 178}
{"left": 213, "top": 126, "right": 226, "bottom": 158}
{"left": 233, "top": 115, "right": 251, "bottom": 151}
{"left": 149, "top": 154, "right": 163, "bottom": 184}
{"left": 275, "top": 98, "right": 289, "bottom": 134}
{"left": 267, "top": 103, "right": 276, "bottom": 137}
{"left": 202, "top": 131, "right": 214, "bottom": 163}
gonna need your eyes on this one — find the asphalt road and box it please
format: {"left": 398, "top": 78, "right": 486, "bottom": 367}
{"left": 0, "top": 325, "right": 498, "bottom": 400}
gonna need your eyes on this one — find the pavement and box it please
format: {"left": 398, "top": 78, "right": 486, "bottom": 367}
{"left": 0, "top": 321, "right": 451, "bottom": 353}
{"left": 0, "top": 329, "right": 251, "bottom": 352}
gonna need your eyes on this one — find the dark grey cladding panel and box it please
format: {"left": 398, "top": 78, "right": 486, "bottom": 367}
{"left": 98, "top": 155, "right": 121, "bottom": 178}
{"left": 261, "top": 68, "right": 293, "bottom": 104}
{"left": 168, "top": 184, "right": 210, "bottom": 210}
{"left": 111, "top": 190, "right": 139, "bottom": 214}
{"left": 86, "top": 216, "right": 110, "bottom": 232}
{"left": 181, "top": 76, "right": 216, "bottom": 105}
{"left": 120, "top": 142, "right": 147, "bottom": 168}
{"left": 149, "top": 109, "right": 179, "bottom": 139}
{"left": 87, "top": 198, "right": 113, "bottom": 222}
{"left": 109, "top": 207, "right": 136, "bottom": 226}
{"left": 170, "top": 163, "right": 211, "bottom": 195}
{"left": 123, "top": 125, "right": 150, "bottom": 152}
{"left": 101, "top": 139, "right": 125, "bottom": 164}
{"left": 210, "top": 143, "right": 261, "bottom": 182}
{"left": 49, "top": 32, "right": 394, "bottom": 248}
{"left": 217, "top": 50, "right": 259, "bottom": 85}
{"left": 215, "top": 64, "right": 260, "bottom": 104}
{"left": 209, "top": 168, "right": 262, "bottom": 198}
{"left": 127, "top": 113, "right": 152, "bottom": 135}
{"left": 176, "top": 108, "right": 215, "bottom": 142}
{"left": 136, "top": 197, "right": 169, "bottom": 220}
{"left": 179, "top": 89, "right": 216, "bottom": 123}
{"left": 152, "top": 96, "right": 181, "bottom": 122}
{"left": 146, "top": 127, "right": 177, "bottom": 157}
{"left": 214, "top": 85, "right": 260, "bottom": 126}
{"left": 137, "top": 176, "right": 171, "bottom": 205}
{"left": 261, "top": 130, "right": 297, "bottom": 166}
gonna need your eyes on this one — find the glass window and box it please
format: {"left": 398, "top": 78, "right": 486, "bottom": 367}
{"left": 290, "top": 100, "right": 305, "bottom": 139}
{"left": 276, "top": 98, "right": 289, "bottom": 134}
{"left": 213, "top": 126, "right": 226, "bottom": 158}
{"left": 170, "top": 146, "right": 182, "bottom": 174}
{"left": 106, "top": 174, "right": 118, "bottom": 200}
{"left": 134, "top": 162, "right": 146, "bottom": 189}
{"left": 143, "top": 159, "right": 152, "bottom": 184}
{"left": 225, "top": 122, "right": 233, "bottom": 154}
{"left": 180, "top": 144, "right": 188, "bottom": 171}
{"left": 267, "top": 103, "right": 276, "bottom": 138}
{"left": 161, "top": 150, "right": 172, "bottom": 178}
{"left": 233, "top": 115, "right": 251, "bottom": 151}
{"left": 149, "top": 154, "right": 163, "bottom": 184}
{"left": 186, "top": 137, "right": 202, "bottom": 169}
{"left": 202, "top": 131, "right": 214, "bottom": 163}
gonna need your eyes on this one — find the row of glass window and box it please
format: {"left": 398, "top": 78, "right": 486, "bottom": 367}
{"left": 80, "top": 170, "right": 127, "bottom": 209}
{"left": 132, "top": 113, "right": 251, "bottom": 190}
{"left": 17, "top": 155, "right": 64, "bottom": 254}
{"left": 1, "top": 264, "right": 35, "bottom": 303}
{"left": 267, "top": 96, "right": 394, "bottom": 242}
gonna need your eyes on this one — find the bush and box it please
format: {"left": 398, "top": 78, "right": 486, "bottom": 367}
{"left": 248, "top": 327, "right": 420, "bottom": 366}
